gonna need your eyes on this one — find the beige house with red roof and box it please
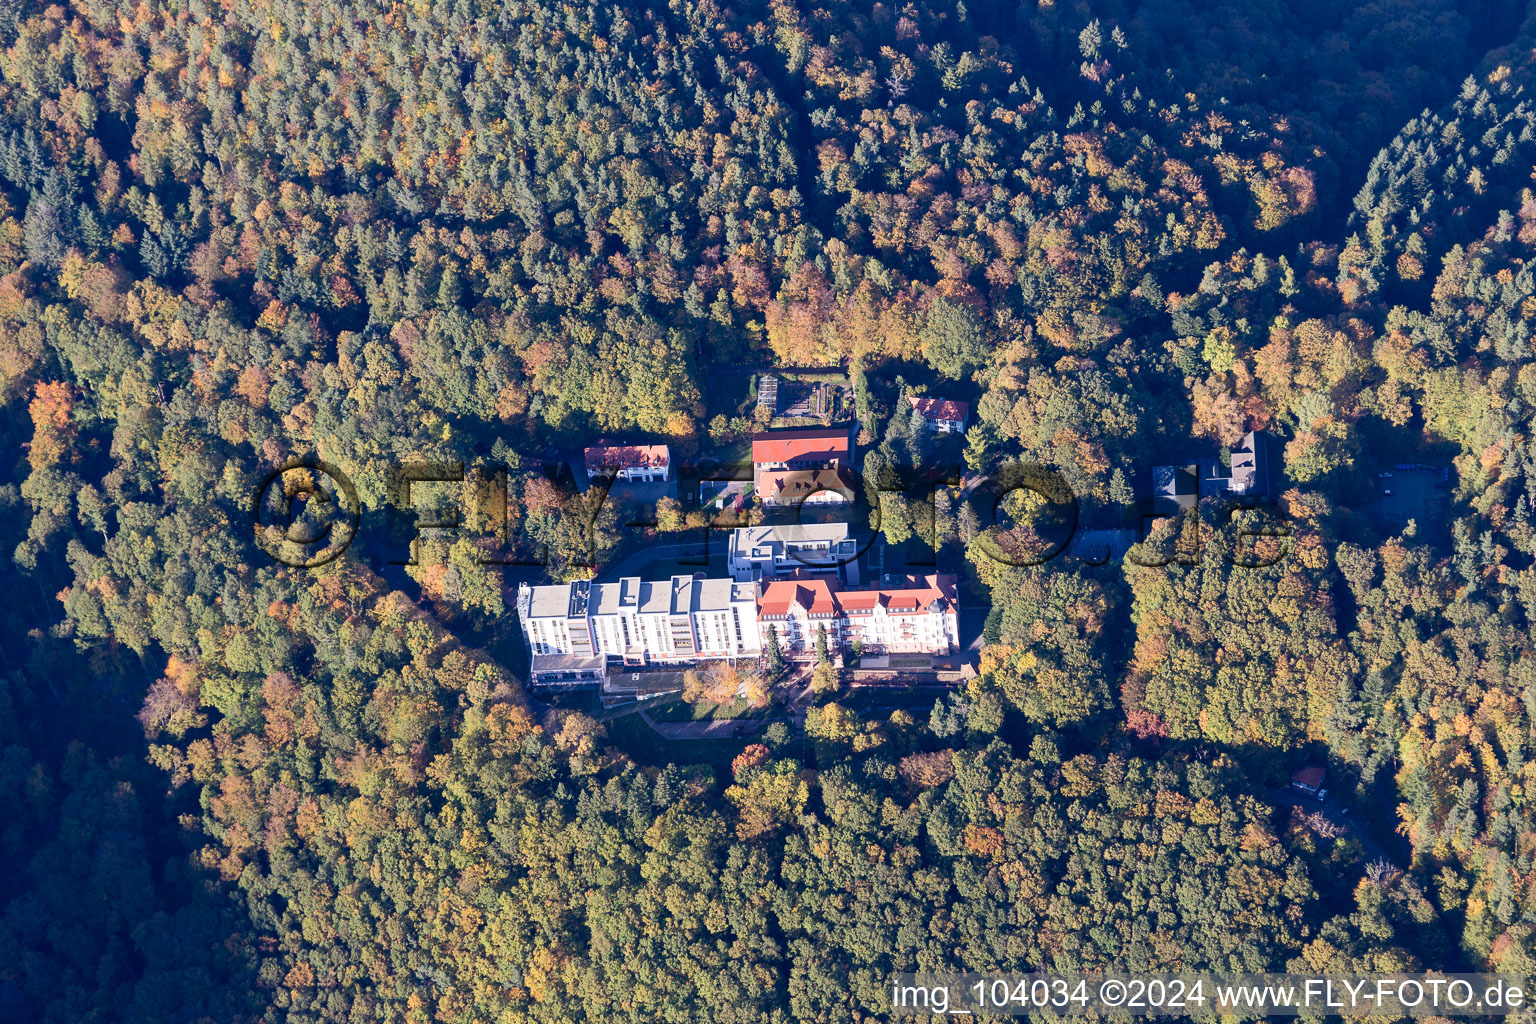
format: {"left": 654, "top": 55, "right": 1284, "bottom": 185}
{"left": 751, "top": 427, "right": 853, "bottom": 506}
{"left": 907, "top": 395, "right": 969, "bottom": 433}
{"left": 757, "top": 574, "right": 959, "bottom": 657}
{"left": 584, "top": 444, "right": 670, "bottom": 484}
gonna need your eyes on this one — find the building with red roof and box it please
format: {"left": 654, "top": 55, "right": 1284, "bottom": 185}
{"left": 584, "top": 444, "right": 670, "bottom": 484}
{"left": 756, "top": 467, "right": 855, "bottom": 506}
{"left": 751, "top": 427, "right": 852, "bottom": 506}
{"left": 751, "top": 427, "right": 849, "bottom": 468}
{"left": 1289, "top": 765, "right": 1328, "bottom": 800}
{"left": 907, "top": 395, "right": 969, "bottom": 433}
{"left": 757, "top": 573, "right": 959, "bottom": 657}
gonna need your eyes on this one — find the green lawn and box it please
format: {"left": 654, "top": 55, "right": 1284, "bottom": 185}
{"left": 646, "top": 695, "right": 774, "bottom": 723}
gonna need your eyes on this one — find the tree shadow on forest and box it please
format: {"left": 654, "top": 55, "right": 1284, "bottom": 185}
{"left": 0, "top": 627, "right": 267, "bottom": 1023}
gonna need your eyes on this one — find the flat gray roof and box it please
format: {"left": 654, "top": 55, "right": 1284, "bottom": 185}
{"left": 525, "top": 583, "right": 572, "bottom": 618}
{"left": 694, "top": 578, "right": 738, "bottom": 611}
{"left": 669, "top": 575, "right": 694, "bottom": 615}
{"left": 590, "top": 581, "right": 623, "bottom": 615}
{"left": 589, "top": 577, "right": 644, "bottom": 615}
{"left": 575, "top": 575, "right": 749, "bottom": 615}
{"left": 529, "top": 652, "right": 605, "bottom": 673}
{"left": 638, "top": 580, "right": 672, "bottom": 614}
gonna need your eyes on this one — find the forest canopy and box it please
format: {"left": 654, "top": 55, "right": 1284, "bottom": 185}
{"left": 3, "top": 0, "right": 1536, "bottom": 1021}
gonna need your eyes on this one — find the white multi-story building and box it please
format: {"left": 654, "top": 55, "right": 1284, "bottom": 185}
{"left": 517, "top": 575, "right": 761, "bottom": 685}
{"left": 518, "top": 572, "right": 959, "bottom": 687}
{"left": 727, "top": 523, "right": 861, "bottom": 584}
{"left": 516, "top": 579, "right": 606, "bottom": 687}
{"left": 757, "top": 574, "right": 960, "bottom": 658}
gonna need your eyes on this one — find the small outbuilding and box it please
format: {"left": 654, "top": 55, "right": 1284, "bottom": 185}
{"left": 1290, "top": 765, "right": 1328, "bottom": 801}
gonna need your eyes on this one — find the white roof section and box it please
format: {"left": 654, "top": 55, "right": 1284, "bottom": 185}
{"left": 695, "top": 578, "right": 740, "bottom": 611}
{"left": 734, "top": 522, "right": 849, "bottom": 544}
{"left": 527, "top": 574, "right": 753, "bottom": 619}
{"left": 730, "top": 522, "right": 851, "bottom": 557}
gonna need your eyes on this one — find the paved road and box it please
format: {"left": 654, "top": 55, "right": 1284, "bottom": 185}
{"left": 959, "top": 603, "right": 988, "bottom": 653}
{"left": 1265, "top": 786, "right": 1405, "bottom": 868}
{"left": 598, "top": 541, "right": 717, "bottom": 582}
{"left": 641, "top": 711, "right": 786, "bottom": 740}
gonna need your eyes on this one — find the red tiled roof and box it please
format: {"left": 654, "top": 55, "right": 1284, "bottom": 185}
{"left": 758, "top": 578, "right": 838, "bottom": 617}
{"left": 908, "top": 395, "right": 969, "bottom": 423}
{"left": 758, "top": 467, "right": 854, "bottom": 501}
{"left": 751, "top": 428, "right": 849, "bottom": 466}
{"left": 1291, "top": 765, "right": 1326, "bottom": 789}
{"left": 585, "top": 444, "right": 669, "bottom": 473}
{"left": 758, "top": 574, "right": 956, "bottom": 617}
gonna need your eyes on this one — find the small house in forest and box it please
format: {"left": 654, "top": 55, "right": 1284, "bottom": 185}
{"left": 907, "top": 395, "right": 969, "bottom": 433}
{"left": 584, "top": 444, "right": 671, "bottom": 484}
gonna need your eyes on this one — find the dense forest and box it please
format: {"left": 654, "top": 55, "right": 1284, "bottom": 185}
{"left": 3, "top": 0, "right": 1536, "bottom": 1020}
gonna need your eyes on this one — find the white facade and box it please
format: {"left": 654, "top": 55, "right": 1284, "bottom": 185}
{"left": 757, "top": 575, "right": 960, "bottom": 659}
{"left": 840, "top": 602, "right": 958, "bottom": 653}
{"left": 518, "top": 575, "right": 761, "bottom": 684}
{"left": 518, "top": 579, "right": 597, "bottom": 657}
{"left": 728, "top": 524, "right": 861, "bottom": 584}
{"left": 616, "top": 463, "right": 666, "bottom": 483}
